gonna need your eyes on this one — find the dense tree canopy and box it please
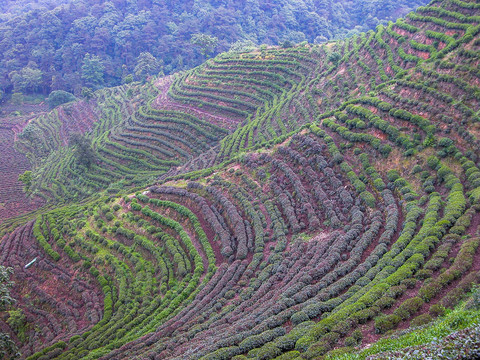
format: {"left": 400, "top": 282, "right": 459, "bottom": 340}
{"left": 134, "top": 52, "right": 163, "bottom": 82}
{"left": 191, "top": 33, "right": 219, "bottom": 58}
{"left": 81, "top": 54, "right": 105, "bottom": 89}
{"left": 0, "top": 0, "right": 429, "bottom": 97}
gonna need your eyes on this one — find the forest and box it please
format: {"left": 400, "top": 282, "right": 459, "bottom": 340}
{"left": 0, "top": 0, "right": 429, "bottom": 98}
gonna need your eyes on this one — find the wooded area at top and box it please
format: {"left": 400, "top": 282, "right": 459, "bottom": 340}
{"left": 0, "top": 0, "right": 429, "bottom": 98}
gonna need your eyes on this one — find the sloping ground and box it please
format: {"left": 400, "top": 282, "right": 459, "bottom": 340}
{"left": 3, "top": 123, "right": 480, "bottom": 358}
{"left": 163, "top": 0, "right": 480, "bottom": 171}
{"left": 0, "top": 122, "right": 44, "bottom": 221}
{"left": 11, "top": 81, "right": 231, "bottom": 206}
{"left": 1, "top": 0, "right": 480, "bottom": 359}
{"left": 3, "top": 121, "right": 480, "bottom": 359}
{"left": 0, "top": 219, "right": 103, "bottom": 356}
{"left": 368, "top": 324, "right": 480, "bottom": 359}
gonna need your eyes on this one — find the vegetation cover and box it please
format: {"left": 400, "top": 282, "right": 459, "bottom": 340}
{"left": 1, "top": 0, "right": 480, "bottom": 359}
{"left": 0, "top": 0, "right": 429, "bottom": 98}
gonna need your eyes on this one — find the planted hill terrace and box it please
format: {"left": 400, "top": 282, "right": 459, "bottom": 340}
{"left": 14, "top": 46, "right": 322, "bottom": 206}
{"left": 13, "top": 84, "right": 143, "bottom": 204}
{"left": 11, "top": 79, "right": 230, "bottom": 206}
{"left": 0, "top": 119, "right": 45, "bottom": 222}
{"left": 16, "top": 0, "right": 480, "bottom": 206}
{"left": 169, "top": 47, "right": 320, "bottom": 121}
{"left": 0, "top": 217, "right": 104, "bottom": 356}
{"left": 199, "top": 0, "right": 480, "bottom": 164}
{"left": 4, "top": 119, "right": 480, "bottom": 359}
{"left": 0, "top": 191, "right": 219, "bottom": 358}
{"left": 163, "top": 45, "right": 325, "bottom": 173}
{"left": 2, "top": 0, "right": 480, "bottom": 359}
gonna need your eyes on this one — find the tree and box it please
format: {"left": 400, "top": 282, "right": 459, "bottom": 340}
{"left": 9, "top": 64, "right": 43, "bottom": 93}
{"left": 0, "top": 266, "right": 18, "bottom": 359}
{"left": 81, "top": 87, "right": 94, "bottom": 100}
{"left": 69, "top": 133, "right": 96, "bottom": 168}
{"left": 18, "top": 171, "right": 32, "bottom": 192}
{"left": 229, "top": 40, "right": 257, "bottom": 53}
{"left": 280, "top": 40, "right": 294, "bottom": 48}
{"left": 46, "top": 90, "right": 76, "bottom": 109}
{"left": 134, "top": 52, "right": 162, "bottom": 82}
{"left": 327, "top": 51, "right": 341, "bottom": 65}
{"left": 7, "top": 310, "right": 26, "bottom": 342}
{"left": 81, "top": 54, "right": 105, "bottom": 88}
{"left": 191, "top": 33, "right": 218, "bottom": 58}
{"left": 10, "top": 93, "right": 23, "bottom": 105}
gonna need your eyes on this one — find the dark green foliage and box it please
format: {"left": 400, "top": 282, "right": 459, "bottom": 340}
{"left": 0, "top": 0, "right": 429, "bottom": 95}
{"left": 134, "top": 52, "right": 163, "bottom": 82}
{"left": 81, "top": 54, "right": 105, "bottom": 89}
{"left": 69, "top": 134, "right": 96, "bottom": 168}
{"left": 0, "top": 266, "right": 18, "bottom": 359}
{"left": 375, "top": 314, "right": 401, "bottom": 334}
{"left": 430, "top": 304, "right": 446, "bottom": 317}
{"left": 191, "top": 33, "right": 219, "bottom": 58}
{"left": 46, "top": 91, "right": 76, "bottom": 109}
{"left": 18, "top": 171, "right": 33, "bottom": 192}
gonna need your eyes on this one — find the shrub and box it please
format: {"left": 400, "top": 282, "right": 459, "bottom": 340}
{"left": 375, "top": 314, "right": 401, "bottom": 334}
{"left": 411, "top": 313, "right": 433, "bottom": 327}
{"left": 400, "top": 278, "right": 417, "bottom": 289}
{"left": 416, "top": 269, "right": 433, "bottom": 280}
{"left": 375, "top": 296, "right": 395, "bottom": 309}
{"left": 274, "top": 351, "right": 301, "bottom": 360}
{"left": 373, "top": 178, "right": 386, "bottom": 191}
{"left": 360, "top": 191, "right": 376, "bottom": 208}
{"left": 430, "top": 304, "right": 446, "bottom": 317}
{"left": 331, "top": 320, "right": 353, "bottom": 336}
{"left": 394, "top": 297, "right": 424, "bottom": 320}
{"left": 352, "top": 329, "right": 363, "bottom": 342}
{"left": 47, "top": 90, "right": 76, "bottom": 109}
{"left": 352, "top": 308, "right": 378, "bottom": 324}
{"left": 427, "top": 155, "right": 440, "bottom": 169}
{"left": 466, "top": 284, "right": 480, "bottom": 310}
{"left": 387, "top": 285, "right": 407, "bottom": 298}
{"left": 291, "top": 311, "right": 309, "bottom": 325}
{"left": 344, "top": 336, "right": 357, "bottom": 347}
{"left": 387, "top": 170, "right": 400, "bottom": 182}
{"left": 412, "top": 164, "right": 422, "bottom": 174}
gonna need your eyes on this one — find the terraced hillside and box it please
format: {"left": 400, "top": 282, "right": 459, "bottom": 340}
{"left": 0, "top": 115, "right": 47, "bottom": 223}
{"left": 11, "top": 80, "right": 230, "bottom": 209}
{"left": 1, "top": 0, "right": 480, "bottom": 359}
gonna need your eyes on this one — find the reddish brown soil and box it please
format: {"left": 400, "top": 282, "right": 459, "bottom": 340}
{"left": 0, "top": 123, "right": 45, "bottom": 221}
{"left": 0, "top": 102, "right": 48, "bottom": 119}
{"left": 0, "top": 221, "right": 103, "bottom": 357}
{"left": 468, "top": 211, "right": 480, "bottom": 237}
{"left": 153, "top": 76, "right": 240, "bottom": 130}
{"left": 136, "top": 191, "right": 225, "bottom": 267}
{"left": 55, "top": 101, "right": 98, "bottom": 145}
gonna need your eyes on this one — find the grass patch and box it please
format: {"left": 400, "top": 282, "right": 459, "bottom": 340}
{"left": 328, "top": 303, "right": 480, "bottom": 359}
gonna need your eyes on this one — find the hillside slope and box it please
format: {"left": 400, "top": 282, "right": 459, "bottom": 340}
{"left": 1, "top": 0, "right": 480, "bottom": 359}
